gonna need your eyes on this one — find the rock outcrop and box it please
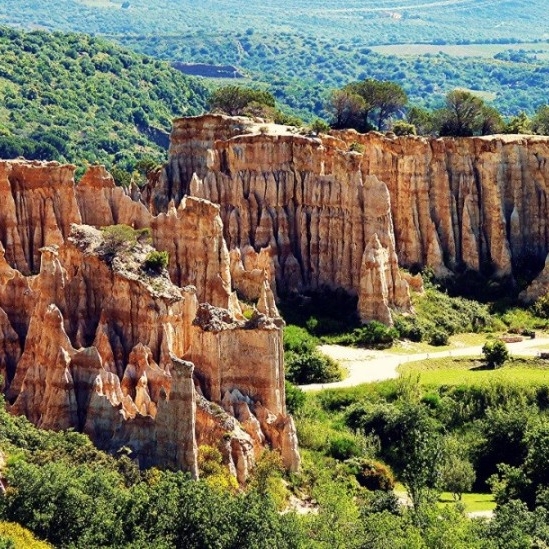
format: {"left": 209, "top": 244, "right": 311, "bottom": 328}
{"left": 155, "top": 115, "right": 549, "bottom": 311}
{"left": 153, "top": 115, "right": 413, "bottom": 323}
{"left": 0, "top": 159, "right": 299, "bottom": 479}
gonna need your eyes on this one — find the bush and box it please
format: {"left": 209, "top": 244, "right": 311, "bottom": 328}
{"left": 348, "top": 321, "right": 398, "bottom": 349}
{"left": 285, "top": 351, "right": 342, "bottom": 384}
{"left": 143, "top": 250, "right": 169, "bottom": 273}
{"left": 394, "top": 316, "right": 425, "bottom": 342}
{"left": 285, "top": 381, "right": 305, "bottom": 414}
{"left": 283, "top": 325, "right": 317, "bottom": 354}
{"left": 347, "top": 458, "right": 395, "bottom": 491}
{"left": 0, "top": 523, "right": 52, "bottom": 549}
{"left": 101, "top": 225, "right": 151, "bottom": 256}
{"left": 349, "top": 142, "right": 365, "bottom": 153}
{"left": 392, "top": 121, "right": 416, "bottom": 136}
{"left": 533, "top": 294, "right": 549, "bottom": 319}
{"left": 429, "top": 329, "right": 449, "bottom": 347}
{"left": 310, "top": 119, "right": 330, "bottom": 134}
{"left": 482, "top": 340, "right": 509, "bottom": 369}
{"left": 327, "top": 434, "right": 362, "bottom": 460}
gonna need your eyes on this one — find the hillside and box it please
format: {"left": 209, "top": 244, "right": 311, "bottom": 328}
{"left": 0, "top": 27, "right": 208, "bottom": 170}
{"left": 1, "top": 1, "right": 549, "bottom": 120}
{"left": 121, "top": 32, "right": 549, "bottom": 119}
{"left": 2, "top": 0, "right": 546, "bottom": 45}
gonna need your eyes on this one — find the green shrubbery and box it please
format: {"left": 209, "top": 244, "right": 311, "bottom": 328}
{"left": 482, "top": 340, "right": 510, "bottom": 369}
{"left": 283, "top": 325, "right": 343, "bottom": 384}
{"left": 332, "top": 321, "right": 398, "bottom": 349}
{"left": 144, "top": 250, "right": 169, "bottom": 273}
{"left": 100, "top": 224, "right": 151, "bottom": 257}
{"left": 0, "top": 394, "right": 301, "bottom": 549}
{"left": 346, "top": 458, "right": 395, "bottom": 491}
{"left": 285, "top": 351, "right": 342, "bottom": 385}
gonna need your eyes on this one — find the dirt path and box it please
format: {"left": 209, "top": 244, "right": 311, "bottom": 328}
{"left": 299, "top": 337, "right": 549, "bottom": 392}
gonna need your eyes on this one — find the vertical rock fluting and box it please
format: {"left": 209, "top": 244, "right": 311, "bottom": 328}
{"left": 0, "top": 160, "right": 300, "bottom": 477}
{"left": 161, "top": 116, "right": 549, "bottom": 314}
{"left": 336, "top": 131, "right": 549, "bottom": 277}
{"left": 162, "top": 115, "right": 412, "bottom": 323}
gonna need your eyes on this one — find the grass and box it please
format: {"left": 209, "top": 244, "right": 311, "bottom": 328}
{"left": 386, "top": 333, "right": 488, "bottom": 355}
{"left": 370, "top": 42, "right": 549, "bottom": 59}
{"left": 438, "top": 492, "right": 496, "bottom": 514}
{"left": 394, "top": 483, "right": 495, "bottom": 513}
{"left": 399, "top": 357, "right": 549, "bottom": 388}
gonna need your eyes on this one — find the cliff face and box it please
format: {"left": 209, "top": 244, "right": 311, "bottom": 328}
{"left": 153, "top": 115, "right": 412, "bottom": 324}
{"left": 157, "top": 115, "right": 549, "bottom": 314}
{"left": 0, "top": 159, "right": 299, "bottom": 478}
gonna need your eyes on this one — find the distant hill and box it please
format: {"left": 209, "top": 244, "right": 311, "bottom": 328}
{"left": 0, "top": 27, "right": 208, "bottom": 170}
{"left": 1, "top": 0, "right": 546, "bottom": 46}
{"left": 1, "top": 1, "right": 548, "bottom": 121}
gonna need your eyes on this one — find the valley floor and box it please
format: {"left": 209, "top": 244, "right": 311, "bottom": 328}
{"left": 301, "top": 335, "right": 549, "bottom": 391}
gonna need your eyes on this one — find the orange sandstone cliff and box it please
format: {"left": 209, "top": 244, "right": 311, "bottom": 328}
{"left": 0, "top": 159, "right": 299, "bottom": 480}
{"left": 3, "top": 115, "right": 549, "bottom": 479}
{"left": 147, "top": 115, "right": 549, "bottom": 316}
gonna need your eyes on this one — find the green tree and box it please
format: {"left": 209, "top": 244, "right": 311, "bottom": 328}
{"left": 327, "top": 89, "right": 366, "bottom": 130}
{"left": 440, "top": 454, "right": 476, "bottom": 500}
{"left": 505, "top": 111, "right": 532, "bottom": 134}
{"left": 208, "top": 85, "right": 275, "bottom": 116}
{"left": 479, "top": 104, "right": 505, "bottom": 135}
{"left": 371, "top": 80, "right": 408, "bottom": 131}
{"left": 345, "top": 79, "right": 408, "bottom": 131}
{"left": 406, "top": 106, "right": 434, "bottom": 135}
{"left": 437, "top": 89, "right": 486, "bottom": 136}
{"left": 532, "top": 104, "right": 549, "bottom": 135}
{"left": 391, "top": 403, "right": 443, "bottom": 513}
{"left": 482, "top": 339, "right": 509, "bottom": 369}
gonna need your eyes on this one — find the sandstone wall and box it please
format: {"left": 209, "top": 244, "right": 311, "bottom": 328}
{"left": 159, "top": 116, "right": 549, "bottom": 318}
{"left": 0, "top": 159, "right": 299, "bottom": 477}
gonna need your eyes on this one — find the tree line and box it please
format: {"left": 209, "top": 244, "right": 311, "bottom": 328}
{"left": 210, "top": 82, "right": 549, "bottom": 138}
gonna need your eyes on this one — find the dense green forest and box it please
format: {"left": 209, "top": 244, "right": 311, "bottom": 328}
{"left": 1, "top": 0, "right": 546, "bottom": 45}
{"left": 121, "top": 32, "right": 549, "bottom": 119}
{"left": 1, "top": 1, "right": 549, "bottom": 120}
{"left": 0, "top": 27, "right": 208, "bottom": 170}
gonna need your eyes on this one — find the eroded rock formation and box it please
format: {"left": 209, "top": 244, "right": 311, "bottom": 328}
{"left": 0, "top": 159, "right": 299, "bottom": 478}
{"left": 154, "top": 115, "right": 549, "bottom": 311}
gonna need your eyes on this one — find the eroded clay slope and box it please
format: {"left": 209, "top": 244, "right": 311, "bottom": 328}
{"left": 0, "top": 159, "right": 299, "bottom": 480}
{"left": 153, "top": 115, "right": 549, "bottom": 312}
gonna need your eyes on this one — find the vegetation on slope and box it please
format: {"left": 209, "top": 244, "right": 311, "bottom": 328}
{"left": 0, "top": 393, "right": 301, "bottom": 548}
{"left": 0, "top": 27, "right": 208, "bottom": 173}
{"left": 2, "top": 2, "right": 549, "bottom": 122}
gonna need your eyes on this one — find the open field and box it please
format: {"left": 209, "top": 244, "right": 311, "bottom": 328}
{"left": 371, "top": 42, "right": 549, "bottom": 59}
{"left": 399, "top": 356, "right": 549, "bottom": 388}
{"left": 438, "top": 492, "right": 496, "bottom": 514}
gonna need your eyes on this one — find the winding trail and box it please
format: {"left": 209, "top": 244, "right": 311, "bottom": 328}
{"left": 300, "top": 336, "right": 549, "bottom": 392}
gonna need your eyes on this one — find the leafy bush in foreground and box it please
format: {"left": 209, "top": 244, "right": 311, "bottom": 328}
{"left": 285, "top": 351, "right": 342, "bottom": 384}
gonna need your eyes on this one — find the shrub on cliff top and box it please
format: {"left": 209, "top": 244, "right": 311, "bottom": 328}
{"left": 101, "top": 224, "right": 151, "bottom": 256}
{"left": 143, "top": 250, "right": 169, "bottom": 273}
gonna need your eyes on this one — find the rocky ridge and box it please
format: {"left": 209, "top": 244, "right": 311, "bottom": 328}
{"left": 150, "top": 115, "right": 549, "bottom": 315}
{"left": 0, "top": 159, "right": 299, "bottom": 480}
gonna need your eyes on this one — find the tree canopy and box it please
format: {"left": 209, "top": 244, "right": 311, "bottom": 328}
{"left": 329, "top": 79, "right": 407, "bottom": 131}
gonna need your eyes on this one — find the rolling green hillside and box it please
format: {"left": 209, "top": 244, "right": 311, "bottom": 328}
{"left": 0, "top": 27, "right": 208, "bottom": 169}
{"left": 1, "top": 0, "right": 546, "bottom": 45}
{"left": 2, "top": 1, "right": 548, "bottom": 121}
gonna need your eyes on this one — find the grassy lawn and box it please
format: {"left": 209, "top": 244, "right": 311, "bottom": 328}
{"left": 395, "top": 483, "right": 495, "bottom": 513}
{"left": 387, "top": 333, "right": 488, "bottom": 355}
{"left": 438, "top": 492, "right": 496, "bottom": 513}
{"left": 399, "top": 357, "right": 549, "bottom": 387}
